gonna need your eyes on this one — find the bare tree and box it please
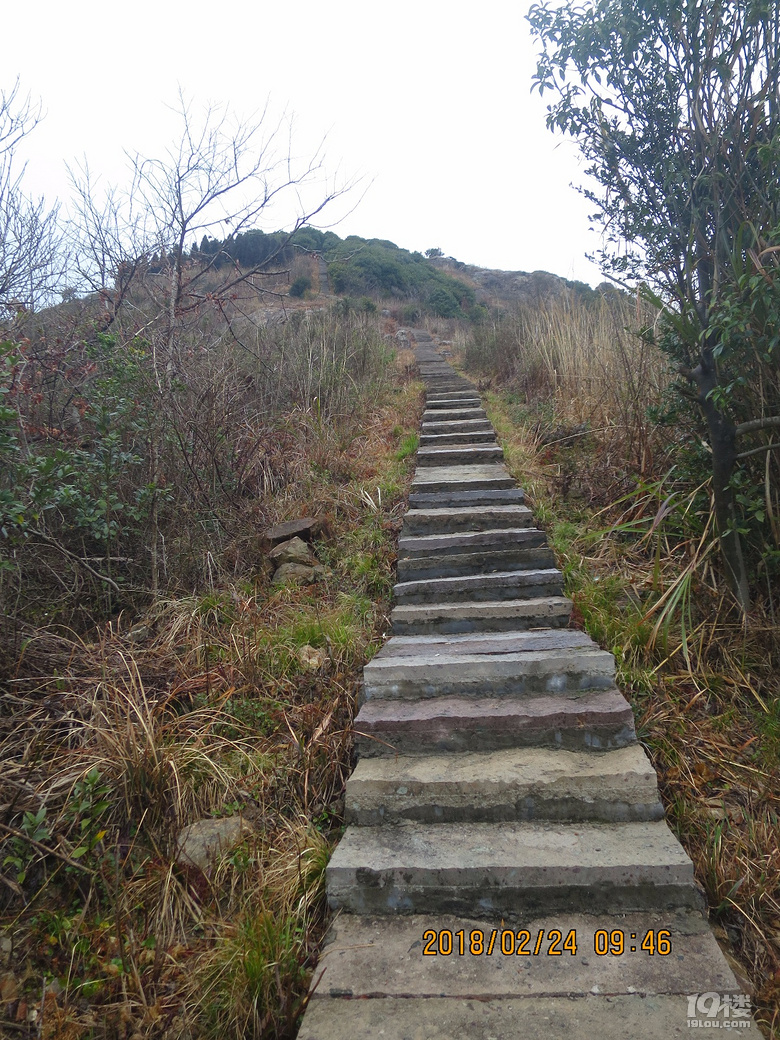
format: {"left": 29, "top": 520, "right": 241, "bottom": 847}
{"left": 0, "top": 79, "right": 63, "bottom": 322}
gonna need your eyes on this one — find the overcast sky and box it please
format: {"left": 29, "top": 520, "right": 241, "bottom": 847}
{"left": 6, "top": 0, "right": 603, "bottom": 285}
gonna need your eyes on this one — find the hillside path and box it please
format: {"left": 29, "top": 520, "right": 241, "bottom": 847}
{"left": 297, "top": 331, "right": 755, "bottom": 1039}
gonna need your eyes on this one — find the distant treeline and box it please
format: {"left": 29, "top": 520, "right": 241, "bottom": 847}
{"left": 187, "top": 227, "right": 483, "bottom": 318}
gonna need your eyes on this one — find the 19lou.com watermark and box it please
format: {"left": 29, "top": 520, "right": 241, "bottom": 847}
{"left": 687, "top": 993, "right": 752, "bottom": 1028}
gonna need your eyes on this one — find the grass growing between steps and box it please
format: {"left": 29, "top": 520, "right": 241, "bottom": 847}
{"left": 478, "top": 389, "right": 780, "bottom": 1038}
{"left": 0, "top": 382, "right": 422, "bottom": 1040}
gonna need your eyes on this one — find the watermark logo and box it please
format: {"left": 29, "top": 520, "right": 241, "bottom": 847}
{"left": 687, "top": 993, "right": 752, "bottom": 1029}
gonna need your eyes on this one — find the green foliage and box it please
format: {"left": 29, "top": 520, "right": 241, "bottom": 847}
{"left": 289, "top": 276, "right": 311, "bottom": 298}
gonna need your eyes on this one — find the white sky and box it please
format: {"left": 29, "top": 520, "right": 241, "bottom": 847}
{"left": 6, "top": 0, "right": 604, "bottom": 286}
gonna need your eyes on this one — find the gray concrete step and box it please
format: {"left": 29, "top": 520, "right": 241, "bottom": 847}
{"left": 354, "top": 690, "right": 637, "bottom": 756}
{"left": 300, "top": 994, "right": 755, "bottom": 1040}
{"left": 397, "top": 546, "right": 557, "bottom": 582}
{"left": 326, "top": 819, "right": 701, "bottom": 917}
{"left": 391, "top": 596, "right": 573, "bottom": 635}
{"left": 403, "top": 505, "right": 533, "bottom": 534}
{"left": 425, "top": 396, "right": 482, "bottom": 408}
{"left": 394, "top": 567, "right": 564, "bottom": 604}
{"left": 417, "top": 445, "right": 505, "bottom": 466}
{"left": 422, "top": 407, "right": 488, "bottom": 422}
{"left": 419, "top": 431, "right": 497, "bottom": 445}
{"left": 421, "top": 418, "right": 494, "bottom": 435}
{"left": 362, "top": 630, "right": 614, "bottom": 700}
{"left": 397, "top": 528, "right": 554, "bottom": 581}
{"left": 408, "top": 488, "right": 525, "bottom": 509}
{"left": 426, "top": 390, "right": 481, "bottom": 401}
{"left": 345, "top": 745, "right": 664, "bottom": 825}
{"left": 300, "top": 910, "right": 750, "bottom": 1039}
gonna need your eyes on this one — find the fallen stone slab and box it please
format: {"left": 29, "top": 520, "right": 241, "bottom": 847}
{"left": 326, "top": 819, "right": 700, "bottom": 917}
{"left": 269, "top": 536, "right": 314, "bottom": 567}
{"left": 299, "top": 993, "right": 756, "bottom": 1040}
{"left": 262, "top": 516, "right": 317, "bottom": 544}
{"left": 310, "top": 909, "right": 740, "bottom": 1000}
{"left": 394, "top": 568, "right": 563, "bottom": 604}
{"left": 353, "top": 690, "right": 637, "bottom": 756}
{"left": 391, "top": 597, "right": 573, "bottom": 635}
{"left": 345, "top": 744, "right": 664, "bottom": 825}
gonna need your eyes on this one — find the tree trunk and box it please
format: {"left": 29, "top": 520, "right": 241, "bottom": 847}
{"left": 691, "top": 343, "right": 751, "bottom": 612}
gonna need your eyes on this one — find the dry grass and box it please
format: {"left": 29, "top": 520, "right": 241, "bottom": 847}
{"left": 0, "top": 360, "right": 423, "bottom": 1039}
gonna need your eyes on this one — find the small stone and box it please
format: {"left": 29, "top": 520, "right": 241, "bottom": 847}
{"left": 126, "top": 625, "right": 150, "bottom": 643}
{"left": 177, "top": 817, "right": 250, "bottom": 873}
{"left": 269, "top": 537, "right": 314, "bottom": 567}
{"left": 273, "top": 563, "right": 316, "bottom": 585}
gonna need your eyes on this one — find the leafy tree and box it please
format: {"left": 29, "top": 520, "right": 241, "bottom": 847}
{"left": 425, "top": 247, "right": 444, "bottom": 258}
{"left": 528, "top": 0, "right": 780, "bottom": 610}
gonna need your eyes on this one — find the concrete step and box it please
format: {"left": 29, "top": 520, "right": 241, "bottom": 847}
{"left": 419, "top": 431, "right": 497, "bottom": 445}
{"left": 397, "top": 528, "right": 554, "bottom": 581}
{"left": 399, "top": 528, "right": 548, "bottom": 557}
{"left": 421, "top": 418, "right": 494, "bottom": 435}
{"left": 397, "top": 546, "right": 557, "bottom": 582}
{"left": 408, "top": 488, "right": 525, "bottom": 509}
{"left": 394, "top": 567, "right": 564, "bottom": 604}
{"left": 403, "top": 505, "right": 533, "bottom": 534}
{"left": 417, "top": 445, "right": 504, "bottom": 467}
{"left": 362, "top": 630, "right": 614, "bottom": 700}
{"left": 307, "top": 908, "right": 739, "bottom": 999}
{"left": 345, "top": 744, "right": 664, "bottom": 825}
{"left": 391, "top": 596, "right": 573, "bottom": 635}
{"left": 425, "top": 396, "right": 482, "bottom": 408}
{"left": 326, "top": 819, "right": 701, "bottom": 917}
{"left": 422, "top": 407, "right": 488, "bottom": 422}
{"left": 426, "top": 391, "right": 481, "bottom": 402}
{"left": 301, "top": 993, "right": 756, "bottom": 1040}
{"left": 354, "top": 690, "right": 637, "bottom": 756}
{"left": 300, "top": 910, "right": 749, "bottom": 1039}
{"left": 411, "top": 465, "right": 515, "bottom": 495}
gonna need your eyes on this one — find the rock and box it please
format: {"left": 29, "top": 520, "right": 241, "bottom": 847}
{"left": 177, "top": 817, "right": 250, "bottom": 873}
{"left": 263, "top": 517, "right": 317, "bottom": 544}
{"left": 299, "top": 645, "right": 328, "bottom": 672}
{"left": 273, "top": 562, "right": 316, "bottom": 585}
{"left": 269, "top": 537, "right": 314, "bottom": 567}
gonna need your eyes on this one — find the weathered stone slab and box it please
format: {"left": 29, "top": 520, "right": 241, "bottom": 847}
{"left": 391, "top": 597, "right": 573, "bottom": 635}
{"left": 425, "top": 396, "right": 482, "bottom": 408}
{"left": 374, "top": 629, "right": 597, "bottom": 658}
{"left": 394, "top": 568, "right": 563, "bottom": 604}
{"left": 417, "top": 445, "right": 504, "bottom": 466}
{"left": 399, "top": 528, "right": 547, "bottom": 556}
{"left": 408, "top": 489, "right": 526, "bottom": 509}
{"left": 311, "top": 910, "right": 739, "bottom": 999}
{"left": 345, "top": 745, "right": 663, "bottom": 825}
{"left": 353, "top": 691, "right": 637, "bottom": 756}
{"left": 262, "top": 516, "right": 317, "bottom": 543}
{"left": 403, "top": 506, "right": 533, "bottom": 535}
{"left": 362, "top": 645, "right": 615, "bottom": 701}
{"left": 326, "top": 820, "right": 700, "bottom": 917}
{"left": 421, "top": 418, "right": 494, "bottom": 434}
{"left": 397, "top": 548, "right": 557, "bottom": 581}
{"left": 422, "top": 407, "right": 488, "bottom": 422}
{"left": 420, "top": 431, "right": 497, "bottom": 445}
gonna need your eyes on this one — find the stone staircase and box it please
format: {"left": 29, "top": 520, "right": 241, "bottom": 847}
{"left": 298, "top": 333, "right": 754, "bottom": 1038}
